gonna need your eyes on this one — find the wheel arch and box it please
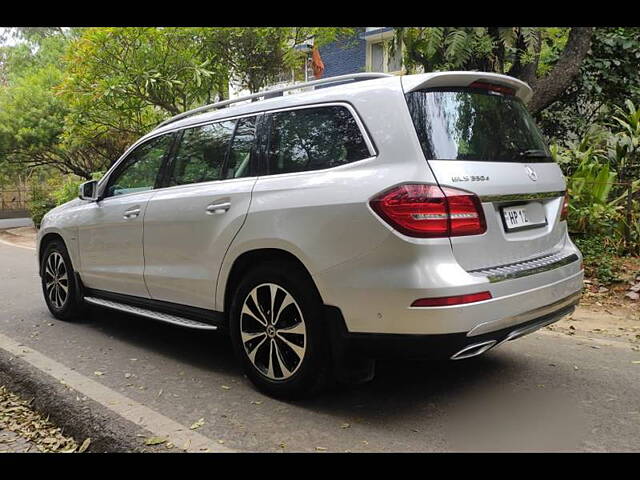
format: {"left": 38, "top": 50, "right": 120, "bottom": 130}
{"left": 221, "top": 248, "right": 324, "bottom": 320}
{"left": 38, "top": 232, "right": 67, "bottom": 275}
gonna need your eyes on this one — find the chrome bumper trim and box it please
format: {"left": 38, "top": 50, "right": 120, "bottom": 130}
{"left": 467, "top": 290, "right": 582, "bottom": 337}
{"left": 469, "top": 252, "right": 580, "bottom": 283}
{"left": 479, "top": 191, "right": 565, "bottom": 203}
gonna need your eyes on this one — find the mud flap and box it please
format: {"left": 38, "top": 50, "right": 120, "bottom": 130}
{"left": 324, "top": 305, "right": 376, "bottom": 385}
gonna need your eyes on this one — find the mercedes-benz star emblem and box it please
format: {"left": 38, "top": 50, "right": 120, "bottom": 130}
{"left": 525, "top": 165, "right": 538, "bottom": 181}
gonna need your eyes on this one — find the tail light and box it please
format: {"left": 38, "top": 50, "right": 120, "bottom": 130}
{"left": 411, "top": 291, "right": 492, "bottom": 307}
{"left": 560, "top": 192, "right": 569, "bottom": 221}
{"left": 469, "top": 81, "right": 516, "bottom": 96}
{"left": 369, "top": 184, "right": 486, "bottom": 238}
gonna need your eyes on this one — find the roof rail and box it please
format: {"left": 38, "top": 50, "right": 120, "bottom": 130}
{"left": 155, "top": 72, "right": 392, "bottom": 129}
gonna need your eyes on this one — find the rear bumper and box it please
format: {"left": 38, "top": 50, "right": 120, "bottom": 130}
{"left": 326, "top": 290, "right": 579, "bottom": 360}
{"left": 313, "top": 219, "right": 584, "bottom": 335}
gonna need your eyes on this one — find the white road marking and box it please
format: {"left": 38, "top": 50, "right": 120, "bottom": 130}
{"left": 0, "top": 332, "right": 235, "bottom": 453}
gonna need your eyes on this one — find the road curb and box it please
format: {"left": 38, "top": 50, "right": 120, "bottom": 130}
{"left": 0, "top": 346, "right": 149, "bottom": 452}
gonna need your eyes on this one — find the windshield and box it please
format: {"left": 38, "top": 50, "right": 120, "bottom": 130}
{"left": 405, "top": 88, "right": 552, "bottom": 162}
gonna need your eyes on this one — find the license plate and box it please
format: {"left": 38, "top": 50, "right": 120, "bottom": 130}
{"left": 501, "top": 203, "right": 547, "bottom": 232}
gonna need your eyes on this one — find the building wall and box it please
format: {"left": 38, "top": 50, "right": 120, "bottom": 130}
{"left": 318, "top": 31, "right": 367, "bottom": 78}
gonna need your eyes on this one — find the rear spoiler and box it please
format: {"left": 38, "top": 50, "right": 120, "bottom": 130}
{"left": 401, "top": 71, "right": 533, "bottom": 103}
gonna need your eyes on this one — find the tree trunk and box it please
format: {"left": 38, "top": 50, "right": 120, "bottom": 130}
{"left": 526, "top": 27, "right": 594, "bottom": 114}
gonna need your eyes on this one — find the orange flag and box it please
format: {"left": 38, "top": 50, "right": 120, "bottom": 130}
{"left": 311, "top": 45, "right": 325, "bottom": 78}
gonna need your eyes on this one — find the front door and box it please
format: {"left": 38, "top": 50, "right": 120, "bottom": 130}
{"left": 76, "top": 133, "right": 175, "bottom": 297}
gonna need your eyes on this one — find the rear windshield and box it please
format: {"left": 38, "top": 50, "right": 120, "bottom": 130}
{"left": 405, "top": 88, "right": 552, "bottom": 162}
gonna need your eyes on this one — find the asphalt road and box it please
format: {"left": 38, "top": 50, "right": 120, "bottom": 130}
{"left": 1, "top": 240, "right": 639, "bottom": 452}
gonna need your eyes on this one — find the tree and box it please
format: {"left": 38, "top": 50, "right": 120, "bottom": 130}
{"left": 203, "top": 27, "right": 355, "bottom": 93}
{"left": 395, "top": 27, "right": 594, "bottom": 114}
{"left": 537, "top": 28, "right": 640, "bottom": 141}
{"left": 0, "top": 31, "right": 114, "bottom": 179}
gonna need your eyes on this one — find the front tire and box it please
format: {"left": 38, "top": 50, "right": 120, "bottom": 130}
{"left": 41, "top": 240, "right": 84, "bottom": 321}
{"left": 229, "top": 261, "right": 331, "bottom": 399}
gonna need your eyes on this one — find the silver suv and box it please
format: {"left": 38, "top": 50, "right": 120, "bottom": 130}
{"left": 37, "top": 71, "right": 583, "bottom": 398}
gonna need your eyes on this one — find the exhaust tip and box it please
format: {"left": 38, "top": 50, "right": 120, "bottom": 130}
{"left": 450, "top": 340, "right": 497, "bottom": 360}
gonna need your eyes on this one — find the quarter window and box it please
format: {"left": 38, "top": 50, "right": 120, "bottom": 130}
{"left": 168, "top": 120, "right": 236, "bottom": 186}
{"left": 267, "top": 106, "right": 370, "bottom": 175}
{"left": 105, "top": 134, "right": 174, "bottom": 198}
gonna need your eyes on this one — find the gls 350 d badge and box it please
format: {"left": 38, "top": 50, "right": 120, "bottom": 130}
{"left": 451, "top": 175, "right": 490, "bottom": 183}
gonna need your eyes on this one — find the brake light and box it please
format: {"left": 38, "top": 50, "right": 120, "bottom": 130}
{"left": 469, "top": 81, "right": 516, "bottom": 96}
{"left": 560, "top": 192, "right": 569, "bottom": 221}
{"left": 369, "top": 184, "right": 486, "bottom": 238}
{"left": 411, "top": 291, "right": 492, "bottom": 307}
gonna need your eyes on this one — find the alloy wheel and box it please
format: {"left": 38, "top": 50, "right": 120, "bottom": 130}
{"left": 44, "top": 251, "right": 69, "bottom": 309}
{"left": 240, "top": 283, "right": 307, "bottom": 381}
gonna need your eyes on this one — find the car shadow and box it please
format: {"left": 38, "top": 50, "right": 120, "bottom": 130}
{"left": 62, "top": 307, "right": 590, "bottom": 451}
{"left": 80, "top": 305, "right": 239, "bottom": 374}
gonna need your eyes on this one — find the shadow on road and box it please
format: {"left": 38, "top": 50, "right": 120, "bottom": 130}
{"left": 81, "top": 306, "right": 238, "bottom": 374}
{"left": 57, "top": 306, "right": 593, "bottom": 451}
{"left": 80, "top": 304, "right": 520, "bottom": 412}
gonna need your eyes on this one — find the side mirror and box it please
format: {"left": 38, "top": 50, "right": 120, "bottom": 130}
{"left": 79, "top": 180, "right": 98, "bottom": 201}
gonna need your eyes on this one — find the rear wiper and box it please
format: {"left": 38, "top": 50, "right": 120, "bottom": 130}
{"left": 518, "top": 149, "right": 551, "bottom": 159}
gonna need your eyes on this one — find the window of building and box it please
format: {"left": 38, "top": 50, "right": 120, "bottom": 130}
{"left": 367, "top": 39, "right": 402, "bottom": 74}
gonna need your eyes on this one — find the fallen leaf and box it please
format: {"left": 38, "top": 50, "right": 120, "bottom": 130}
{"left": 144, "top": 436, "right": 167, "bottom": 446}
{"left": 78, "top": 438, "right": 91, "bottom": 453}
{"left": 190, "top": 418, "right": 205, "bottom": 430}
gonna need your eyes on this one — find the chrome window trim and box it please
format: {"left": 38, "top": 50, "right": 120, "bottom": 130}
{"left": 261, "top": 101, "right": 378, "bottom": 158}
{"left": 100, "top": 102, "right": 375, "bottom": 196}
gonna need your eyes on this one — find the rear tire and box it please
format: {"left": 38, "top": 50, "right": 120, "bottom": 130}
{"left": 41, "top": 240, "right": 84, "bottom": 321}
{"left": 229, "top": 261, "right": 331, "bottom": 399}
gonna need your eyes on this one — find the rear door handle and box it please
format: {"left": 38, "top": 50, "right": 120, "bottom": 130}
{"left": 123, "top": 207, "right": 141, "bottom": 219}
{"left": 206, "top": 201, "right": 231, "bottom": 215}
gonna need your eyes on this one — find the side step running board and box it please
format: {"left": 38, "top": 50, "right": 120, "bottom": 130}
{"left": 84, "top": 297, "right": 219, "bottom": 331}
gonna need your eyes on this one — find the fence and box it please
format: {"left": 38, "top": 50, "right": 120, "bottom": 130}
{"left": 0, "top": 188, "right": 30, "bottom": 219}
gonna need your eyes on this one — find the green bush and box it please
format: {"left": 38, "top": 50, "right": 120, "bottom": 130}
{"left": 28, "top": 171, "right": 104, "bottom": 228}
{"left": 27, "top": 181, "right": 56, "bottom": 229}
{"left": 552, "top": 102, "right": 640, "bottom": 255}
{"left": 573, "top": 234, "right": 622, "bottom": 285}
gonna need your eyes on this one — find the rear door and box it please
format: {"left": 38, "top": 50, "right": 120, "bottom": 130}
{"left": 404, "top": 82, "right": 567, "bottom": 271}
{"left": 142, "top": 115, "right": 259, "bottom": 310}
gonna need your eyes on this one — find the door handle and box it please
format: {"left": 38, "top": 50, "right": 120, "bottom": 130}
{"left": 206, "top": 201, "right": 231, "bottom": 215}
{"left": 123, "top": 207, "right": 141, "bottom": 219}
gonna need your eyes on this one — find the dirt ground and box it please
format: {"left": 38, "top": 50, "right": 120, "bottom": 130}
{"left": 549, "top": 255, "right": 640, "bottom": 351}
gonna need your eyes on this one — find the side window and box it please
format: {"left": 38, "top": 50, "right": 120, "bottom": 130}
{"left": 224, "top": 117, "right": 257, "bottom": 179}
{"left": 168, "top": 120, "right": 235, "bottom": 187}
{"left": 105, "top": 134, "right": 174, "bottom": 198}
{"left": 267, "top": 106, "right": 370, "bottom": 175}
